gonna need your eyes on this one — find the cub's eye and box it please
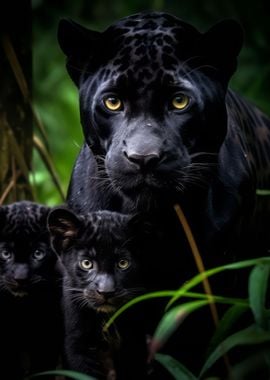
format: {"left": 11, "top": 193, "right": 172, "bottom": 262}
{"left": 1, "top": 251, "right": 12, "bottom": 260}
{"left": 117, "top": 259, "right": 130, "bottom": 270}
{"left": 171, "top": 94, "right": 190, "bottom": 110}
{"left": 79, "top": 259, "right": 93, "bottom": 271}
{"left": 32, "top": 250, "right": 46, "bottom": 261}
{"left": 103, "top": 96, "right": 123, "bottom": 111}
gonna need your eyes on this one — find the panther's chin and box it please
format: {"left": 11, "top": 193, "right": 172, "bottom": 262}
{"left": 117, "top": 177, "right": 157, "bottom": 196}
{"left": 117, "top": 178, "right": 172, "bottom": 211}
{"left": 114, "top": 172, "right": 164, "bottom": 193}
{"left": 108, "top": 168, "right": 181, "bottom": 209}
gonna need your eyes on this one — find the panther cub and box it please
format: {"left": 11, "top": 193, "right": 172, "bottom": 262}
{"left": 48, "top": 207, "right": 148, "bottom": 380}
{"left": 0, "top": 201, "right": 61, "bottom": 380}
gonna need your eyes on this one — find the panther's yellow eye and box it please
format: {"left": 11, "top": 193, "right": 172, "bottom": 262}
{"left": 172, "top": 94, "right": 189, "bottom": 110}
{"left": 103, "top": 96, "right": 122, "bottom": 111}
{"left": 117, "top": 259, "right": 130, "bottom": 270}
{"left": 79, "top": 259, "right": 93, "bottom": 271}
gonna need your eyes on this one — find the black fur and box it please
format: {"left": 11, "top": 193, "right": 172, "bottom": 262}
{"left": 58, "top": 11, "right": 270, "bottom": 266}
{"left": 0, "top": 201, "right": 61, "bottom": 380}
{"left": 48, "top": 207, "right": 148, "bottom": 379}
{"left": 58, "top": 11, "right": 270, "bottom": 376}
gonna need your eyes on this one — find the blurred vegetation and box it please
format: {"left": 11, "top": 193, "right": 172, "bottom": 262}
{"left": 32, "top": 0, "right": 269, "bottom": 205}
{"left": 0, "top": 1, "right": 33, "bottom": 203}
{"left": 104, "top": 256, "right": 270, "bottom": 379}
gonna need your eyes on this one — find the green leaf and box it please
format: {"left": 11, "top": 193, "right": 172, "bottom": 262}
{"left": 29, "top": 370, "right": 97, "bottom": 380}
{"left": 207, "top": 304, "right": 249, "bottom": 356}
{"left": 155, "top": 353, "right": 197, "bottom": 380}
{"left": 177, "top": 291, "right": 247, "bottom": 308}
{"left": 149, "top": 300, "right": 208, "bottom": 359}
{"left": 104, "top": 290, "right": 176, "bottom": 330}
{"left": 249, "top": 263, "right": 270, "bottom": 328}
{"left": 167, "top": 257, "right": 270, "bottom": 310}
{"left": 200, "top": 324, "right": 270, "bottom": 377}
{"left": 256, "top": 189, "right": 270, "bottom": 196}
{"left": 105, "top": 289, "right": 248, "bottom": 331}
{"left": 228, "top": 348, "right": 270, "bottom": 379}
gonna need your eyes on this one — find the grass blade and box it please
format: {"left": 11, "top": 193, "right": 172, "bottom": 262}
{"left": 206, "top": 304, "right": 249, "bottom": 357}
{"left": 200, "top": 324, "right": 270, "bottom": 377}
{"left": 174, "top": 204, "right": 219, "bottom": 326}
{"left": 104, "top": 290, "right": 176, "bottom": 330}
{"left": 167, "top": 257, "right": 270, "bottom": 310}
{"left": 228, "top": 348, "right": 270, "bottom": 380}
{"left": 149, "top": 300, "right": 208, "bottom": 359}
{"left": 256, "top": 189, "right": 270, "bottom": 196}
{"left": 33, "top": 134, "right": 65, "bottom": 200}
{"left": 105, "top": 289, "right": 248, "bottom": 331}
{"left": 29, "top": 369, "right": 96, "bottom": 380}
{"left": 249, "top": 263, "right": 270, "bottom": 328}
{"left": 155, "top": 353, "right": 197, "bottom": 380}
{"left": 5, "top": 121, "right": 31, "bottom": 184}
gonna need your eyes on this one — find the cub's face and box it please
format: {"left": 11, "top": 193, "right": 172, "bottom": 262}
{"left": 0, "top": 202, "right": 55, "bottom": 297}
{"left": 59, "top": 12, "right": 243, "bottom": 203}
{"left": 48, "top": 208, "right": 144, "bottom": 313}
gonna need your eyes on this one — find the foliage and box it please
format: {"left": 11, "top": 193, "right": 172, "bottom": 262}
{"left": 32, "top": 21, "right": 82, "bottom": 205}
{"left": 155, "top": 353, "right": 197, "bottom": 380}
{"left": 104, "top": 258, "right": 270, "bottom": 379}
{"left": 30, "top": 369, "right": 96, "bottom": 380}
{"left": 13, "top": 2, "right": 269, "bottom": 379}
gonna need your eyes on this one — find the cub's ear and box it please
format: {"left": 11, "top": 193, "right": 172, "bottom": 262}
{"left": 58, "top": 18, "right": 102, "bottom": 84}
{"left": 47, "top": 207, "right": 82, "bottom": 253}
{"left": 199, "top": 19, "right": 244, "bottom": 83}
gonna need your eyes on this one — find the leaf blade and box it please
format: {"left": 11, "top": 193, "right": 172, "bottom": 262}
{"left": 200, "top": 324, "right": 270, "bottom": 377}
{"left": 167, "top": 257, "right": 270, "bottom": 310}
{"left": 149, "top": 300, "right": 208, "bottom": 359}
{"left": 206, "top": 304, "right": 249, "bottom": 357}
{"left": 155, "top": 353, "right": 197, "bottom": 380}
{"left": 29, "top": 369, "right": 97, "bottom": 380}
{"left": 104, "top": 290, "right": 176, "bottom": 330}
{"left": 249, "top": 263, "right": 270, "bottom": 328}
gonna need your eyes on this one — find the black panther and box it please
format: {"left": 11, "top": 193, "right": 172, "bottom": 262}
{"left": 58, "top": 12, "right": 270, "bottom": 376}
{"left": 58, "top": 11, "right": 270, "bottom": 264}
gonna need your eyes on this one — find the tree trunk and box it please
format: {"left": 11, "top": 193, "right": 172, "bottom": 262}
{"left": 0, "top": 0, "right": 33, "bottom": 204}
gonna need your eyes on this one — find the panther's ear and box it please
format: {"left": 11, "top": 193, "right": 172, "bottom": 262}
{"left": 200, "top": 19, "right": 244, "bottom": 83}
{"left": 47, "top": 207, "right": 83, "bottom": 253}
{"left": 58, "top": 19, "right": 102, "bottom": 85}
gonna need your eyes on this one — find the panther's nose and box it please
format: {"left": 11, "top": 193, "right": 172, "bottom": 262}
{"left": 124, "top": 151, "right": 161, "bottom": 170}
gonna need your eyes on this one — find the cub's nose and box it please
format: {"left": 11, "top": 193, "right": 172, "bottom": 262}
{"left": 95, "top": 274, "right": 115, "bottom": 299}
{"left": 96, "top": 289, "right": 115, "bottom": 299}
{"left": 124, "top": 151, "right": 161, "bottom": 170}
{"left": 13, "top": 264, "right": 29, "bottom": 284}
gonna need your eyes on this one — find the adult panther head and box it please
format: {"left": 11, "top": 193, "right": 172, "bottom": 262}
{"left": 58, "top": 12, "right": 243, "bottom": 204}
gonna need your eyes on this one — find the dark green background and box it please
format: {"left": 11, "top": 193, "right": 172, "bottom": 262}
{"left": 32, "top": 0, "right": 270, "bottom": 205}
